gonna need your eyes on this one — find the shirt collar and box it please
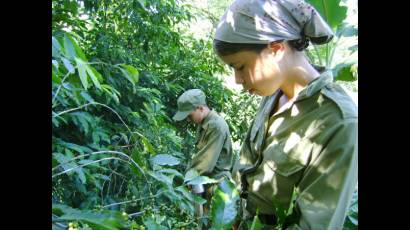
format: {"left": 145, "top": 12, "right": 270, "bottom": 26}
{"left": 295, "top": 70, "right": 333, "bottom": 101}
{"left": 201, "top": 110, "right": 215, "bottom": 129}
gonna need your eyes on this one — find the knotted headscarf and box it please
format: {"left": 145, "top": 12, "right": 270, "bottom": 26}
{"left": 214, "top": 0, "right": 334, "bottom": 51}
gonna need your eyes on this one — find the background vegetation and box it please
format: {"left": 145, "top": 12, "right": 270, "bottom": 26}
{"left": 52, "top": 0, "right": 357, "bottom": 229}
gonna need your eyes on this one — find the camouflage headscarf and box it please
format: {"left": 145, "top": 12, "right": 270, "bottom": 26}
{"left": 214, "top": 0, "right": 334, "bottom": 50}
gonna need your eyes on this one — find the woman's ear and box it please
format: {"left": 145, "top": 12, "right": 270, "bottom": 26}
{"left": 267, "top": 42, "right": 285, "bottom": 60}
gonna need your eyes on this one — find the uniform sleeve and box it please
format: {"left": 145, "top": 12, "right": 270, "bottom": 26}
{"left": 286, "top": 118, "right": 358, "bottom": 230}
{"left": 188, "top": 123, "right": 226, "bottom": 175}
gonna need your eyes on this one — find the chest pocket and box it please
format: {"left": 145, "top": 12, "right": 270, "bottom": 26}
{"left": 262, "top": 141, "right": 305, "bottom": 177}
{"left": 196, "top": 129, "right": 207, "bottom": 150}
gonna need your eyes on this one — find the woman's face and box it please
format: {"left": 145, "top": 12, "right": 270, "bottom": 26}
{"left": 218, "top": 44, "right": 286, "bottom": 96}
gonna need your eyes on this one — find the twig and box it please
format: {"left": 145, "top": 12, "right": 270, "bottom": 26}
{"left": 128, "top": 211, "right": 144, "bottom": 217}
{"left": 52, "top": 150, "right": 145, "bottom": 177}
{"left": 52, "top": 71, "right": 71, "bottom": 103}
{"left": 313, "top": 45, "right": 323, "bottom": 66}
{"left": 52, "top": 157, "right": 127, "bottom": 178}
{"left": 117, "top": 178, "right": 126, "bottom": 197}
{"left": 102, "top": 190, "right": 166, "bottom": 208}
{"left": 128, "top": 208, "right": 159, "bottom": 218}
{"left": 53, "top": 102, "right": 132, "bottom": 135}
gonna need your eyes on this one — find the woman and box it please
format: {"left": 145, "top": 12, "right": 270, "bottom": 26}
{"left": 213, "top": 0, "right": 357, "bottom": 229}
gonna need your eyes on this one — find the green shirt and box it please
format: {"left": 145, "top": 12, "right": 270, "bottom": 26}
{"left": 187, "top": 110, "right": 233, "bottom": 180}
{"left": 232, "top": 71, "right": 358, "bottom": 229}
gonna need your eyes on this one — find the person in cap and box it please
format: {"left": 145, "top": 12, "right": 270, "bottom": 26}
{"left": 213, "top": 0, "right": 357, "bottom": 229}
{"left": 173, "top": 89, "right": 234, "bottom": 218}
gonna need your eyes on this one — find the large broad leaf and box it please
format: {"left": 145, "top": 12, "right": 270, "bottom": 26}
{"left": 143, "top": 217, "right": 161, "bottom": 230}
{"left": 157, "top": 168, "right": 183, "bottom": 178}
{"left": 75, "top": 58, "right": 88, "bottom": 89}
{"left": 307, "top": 0, "right": 348, "bottom": 29}
{"left": 210, "top": 180, "right": 240, "bottom": 230}
{"left": 333, "top": 62, "right": 357, "bottom": 82}
{"left": 85, "top": 65, "right": 102, "bottom": 90}
{"left": 52, "top": 36, "right": 62, "bottom": 58}
{"left": 150, "top": 154, "right": 180, "bottom": 166}
{"left": 141, "top": 137, "right": 155, "bottom": 154}
{"left": 64, "top": 33, "right": 87, "bottom": 60}
{"left": 249, "top": 215, "right": 262, "bottom": 230}
{"left": 183, "top": 168, "right": 199, "bottom": 183}
{"left": 119, "top": 65, "right": 137, "bottom": 87}
{"left": 62, "top": 57, "right": 75, "bottom": 74}
{"left": 148, "top": 171, "right": 174, "bottom": 186}
{"left": 175, "top": 186, "right": 207, "bottom": 205}
{"left": 53, "top": 204, "right": 126, "bottom": 230}
{"left": 120, "top": 64, "right": 139, "bottom": 83}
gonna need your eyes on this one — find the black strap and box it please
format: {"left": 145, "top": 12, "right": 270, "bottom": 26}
{"left": 239, "top": 154, "right": 264, "bottom": 199}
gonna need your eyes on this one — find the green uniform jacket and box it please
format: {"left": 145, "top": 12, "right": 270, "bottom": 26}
{"left": 187, "top": 110, "right": 233, "bottom": 180}
{"left": 232, "top": 71, "right": 358, "bottom": 229}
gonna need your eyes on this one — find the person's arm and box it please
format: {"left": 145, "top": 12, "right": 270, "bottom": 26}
{"left": 188, "top": 123, "right": 226, "bottom": 175}
{"left": 286, "top": 118, "right": 358, "bottom": 230}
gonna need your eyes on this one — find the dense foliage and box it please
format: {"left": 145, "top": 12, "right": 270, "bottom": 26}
{"left": 52, "top": 0, "right": 357, "bottom": 229}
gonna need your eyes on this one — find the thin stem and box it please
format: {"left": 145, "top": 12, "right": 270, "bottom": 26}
{"left": 325, "top": 43, "right": 329, "bottom": 68}
{"left": 53, "top": 102, "right": 132, "bottom": 136}
{"left": 52, "top": 71, "right": 71, "bottom": 103}
{"left": 52, "top": 157, "right": 126, "bottom": 178}
{"left": 313, "top": 45, "right": 323, "bottom": 66}
{"left": 52, "top": 150, "right": 145, "bottom": 177}
{"left": 102, "top": 191, "right": 166, "bottom": 208}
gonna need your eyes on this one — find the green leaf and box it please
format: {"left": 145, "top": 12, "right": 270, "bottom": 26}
{"left": 141, "top": 137, "right": 154, "bottom": 154}
{"left": 120, "top": 64, "right": 139, "bottom": 83}
{"left": 85, "top": 65, "right": 102, "bottom": 89}
{"left": 151, "top": 154, "right": 180, "bottom": 166}
{"left": 101, "top": 84, "right": 121, "bottom": 104}
{"left": 76, "top": 168, "right": 86, "bottom": 184}
{"left": 80, "top": 91, "right": 94, "bottom": 103}
{"left": 333, "top": 63, "right": 357, "bottom": 82}
{"left": 250, "top": 215, "right": 262, "bottom": 230}
{"left": 119, "top": 67, "right": 136, "bottom": 87}
{"left": 175, "top": 186, "right": 207, "bottom": 205}
{"left": 62, "top": 57, "right": 75, "bottom": 74}
{"left": 143, "top": 217, "right": 161, "bottom": 230}
{"left": 52, "top": 36, "right": 62, "bottom": 58}
{"left": 148, "top": 171, "right": 174, "bottom": 185}
{"left": 58, "top": 210, "right": 125, "bottom": 230}
{"left": 64, "top": 33, "right": 87, "bottom": 60}
{"left": 75, "top": 58, "right": 88, "bottom": 89}
{"left": 52, "top": 71, "right": 61, "bottom": 84}
{"left": 53, "top": 152, "right": 76, "bottom": 175}
{"left": 211, "top": 179, "right": 240, "bottom": 230}
{"left": 157, "top": 168, "right": 183, "bottom": 178}
{"left": 64, "top": 34, "right": 77, "bottom": 59}
{"left": 306, "top": 0, "right": 348, "bottom": 29}
{"left": 186, "top": 176, "right": 217, "bottom": 186}
{"left": 52, "top": 59, "right": 59, "bottom": 69}
{"left": 184, "top": 168, "right": 199, "bottom": 183}
{"left": 339, "top": 25, "right": 358, "bottom": 37}
{"left": 52, "top": 203, "right": 77, "bottom": 216}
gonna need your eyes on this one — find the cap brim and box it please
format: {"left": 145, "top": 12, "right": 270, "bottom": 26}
{"left": 173, "top": 110, "right": 191, "bottom": 121}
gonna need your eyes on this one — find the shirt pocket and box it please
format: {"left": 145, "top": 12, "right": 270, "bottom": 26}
{"left": 262, "top": 143, "right": 305, "bottom": 177}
